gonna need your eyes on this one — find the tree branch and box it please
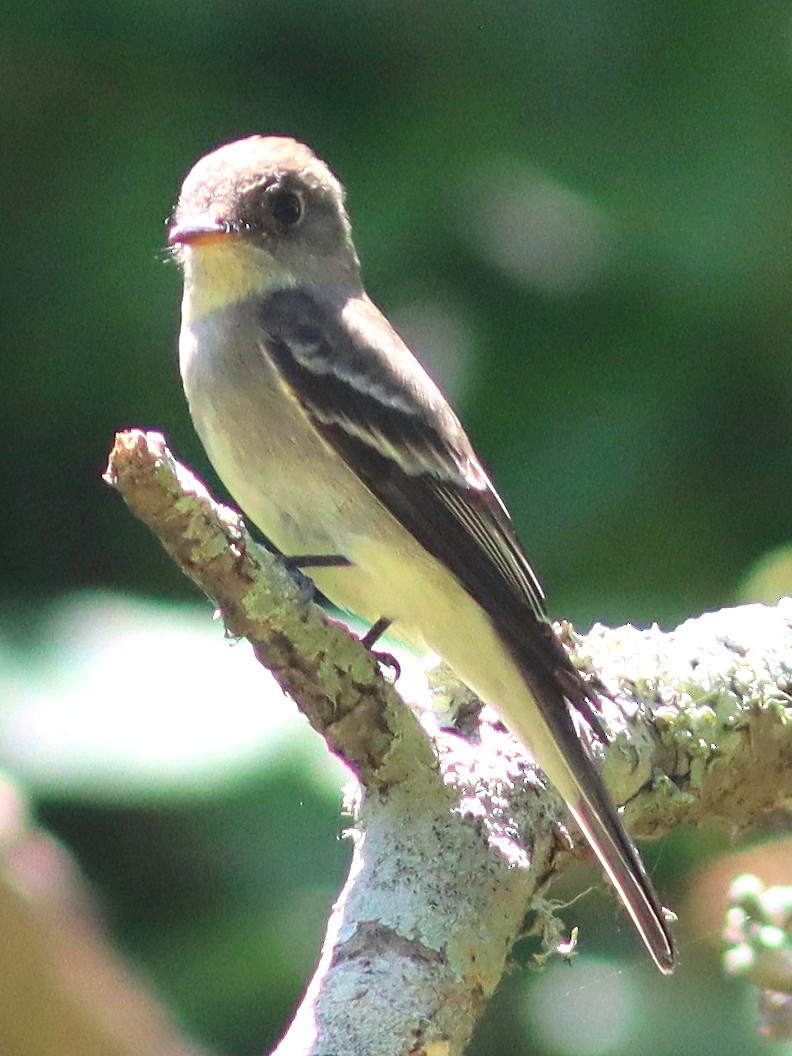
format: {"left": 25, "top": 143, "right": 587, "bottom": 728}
{"left": 105, "top": 429, "right": 792, "bottom": 1056}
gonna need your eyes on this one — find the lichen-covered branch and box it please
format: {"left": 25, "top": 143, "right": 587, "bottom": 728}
{"left": 105, "top": 429, "right": 792, "bottom": 1056}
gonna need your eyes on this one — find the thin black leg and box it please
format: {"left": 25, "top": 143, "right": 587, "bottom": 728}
{"left": 360, "top": 617, "right": 400, "bottom": 680}
{"left": 283, "top": 554, "right": 353, "bottom": 570}
{"left": 360, "top": 616, "right": 392, "bottom": 649}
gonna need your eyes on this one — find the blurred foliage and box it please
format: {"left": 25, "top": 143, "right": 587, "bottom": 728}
{"left": 3, "top": 0, "right": 792, "bottom": 1053}
{"left": 39, "top": 766, "right": 349, "bottom": 1054}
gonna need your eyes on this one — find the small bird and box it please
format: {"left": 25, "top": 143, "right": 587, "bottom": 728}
{"left": 168, "top": 135, "right": 675, "bottom": 973}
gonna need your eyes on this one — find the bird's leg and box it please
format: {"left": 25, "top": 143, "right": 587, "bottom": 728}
{"left": 280, "top": 556, "right": 400, "bottom": 680}
{"left": 360, "top": 617, "right": 401, "bottom": 681}
{"left": 360, "top": 616, "right": 392, "bottom": 649}
{"left": 281, "top": 554, "right": 353, "bottom": 602}
{"left": 282, "top": 554, "right": 353, "bottom": 570}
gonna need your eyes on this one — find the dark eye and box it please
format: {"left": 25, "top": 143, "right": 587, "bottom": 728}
{"left": 271, "top": 190, "right": 303, "bottom": 226}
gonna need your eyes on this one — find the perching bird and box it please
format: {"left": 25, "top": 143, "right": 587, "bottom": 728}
{"left": 168, "top": 135, "right": 675, "bottom": 973}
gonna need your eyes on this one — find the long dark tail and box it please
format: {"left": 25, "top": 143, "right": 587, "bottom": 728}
{"left": 529, "top": 674, "right": 676, "bottom": 973}
{"left": 494, "top": 672, "right": 676, "bottom": 970}
{"left": 565, "top": 767, "right": 675, "bottom": 974}
{"left": 500, "top": 626, "right": 676, "bottom": 973}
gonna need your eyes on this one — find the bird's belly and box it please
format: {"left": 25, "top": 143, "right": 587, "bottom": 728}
{"left": 181, "top": 321, "right": 441, "bottom": 639}
{"left": 197, "top": 400, "right": 364, "bottom": 561}
{"left": 179, "top": 317, "right": 533, "bottom": 703}
{"left": 181, "top": 319, "right": 367, "bottom": 554}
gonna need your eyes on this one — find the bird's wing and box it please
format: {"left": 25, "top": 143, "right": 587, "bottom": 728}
{"left": 256, "top": 287, "right": 674, "bottom": 973}
{"left": 257, "top": 286, "right": 596, "bottom": 713}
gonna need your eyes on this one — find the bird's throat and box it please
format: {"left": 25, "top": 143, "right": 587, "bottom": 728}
{"left": 181, "top": 243, "right": 293, "bottom": 324}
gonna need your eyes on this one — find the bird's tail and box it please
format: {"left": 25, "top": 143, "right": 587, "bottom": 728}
{"left": 494, "top": 619, "right": 676, "bottom": 973}
{"left": 493, "top": 677, "right": 676, "bottom": 970}
{"left": 564, "top": 768, "right": 676, "bottom": 974}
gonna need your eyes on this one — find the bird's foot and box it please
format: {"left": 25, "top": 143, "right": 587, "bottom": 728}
{"left": 360, "top": 617, "right": 401, "bottom": 680}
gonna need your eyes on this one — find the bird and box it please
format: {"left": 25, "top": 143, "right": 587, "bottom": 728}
{"left": 168, "top": 135, "right": 675, "bottom": 973}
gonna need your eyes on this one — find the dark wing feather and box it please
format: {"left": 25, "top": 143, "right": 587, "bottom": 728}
{"left": 257, "top": 287, "right": 598, "bottom": 719}
{"left": 257, "top": 289, "right": 674, "bottom": 972}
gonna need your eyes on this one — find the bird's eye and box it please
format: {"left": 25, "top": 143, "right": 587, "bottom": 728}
{"left": 270, "top": 190, "right": 304, "bottom": 226}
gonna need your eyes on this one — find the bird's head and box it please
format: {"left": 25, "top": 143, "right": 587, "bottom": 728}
{"left": 169, "top": 136, "right": 362, "bottom": 317}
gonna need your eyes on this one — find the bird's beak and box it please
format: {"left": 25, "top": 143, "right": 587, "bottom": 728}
{"left": 168, "top": 215, "right": 240, "bottom": 248}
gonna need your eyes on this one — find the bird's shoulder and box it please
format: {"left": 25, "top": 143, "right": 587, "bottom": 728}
{"left": 256, "top": 285, "right": 484, "bottom": 486}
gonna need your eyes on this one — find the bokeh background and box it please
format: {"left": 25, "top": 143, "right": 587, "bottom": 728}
{"left": 2, "top": 2, "right": 792, "bottom": 1054}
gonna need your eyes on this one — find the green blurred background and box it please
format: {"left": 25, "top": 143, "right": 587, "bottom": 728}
{"left": 2, "top": 1, "right": 792, "bottom": 1053}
